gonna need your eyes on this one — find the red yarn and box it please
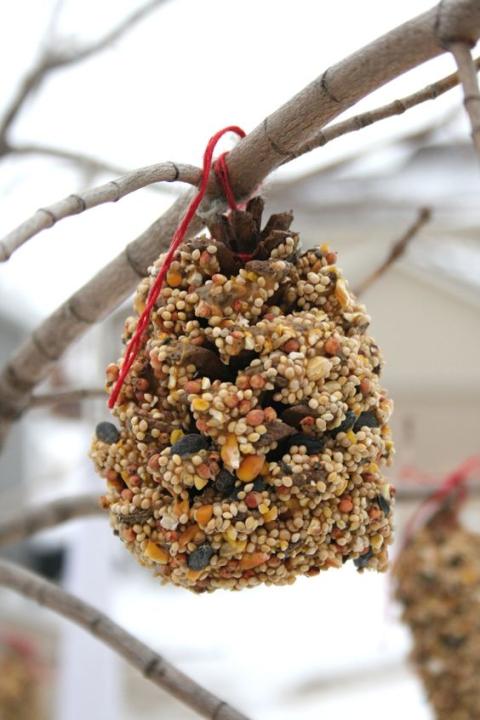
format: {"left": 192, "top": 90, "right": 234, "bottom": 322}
{"left": 401, "top": 455, "right": 480, "bottom": 544}
{"left": 108, "top": 126, "right": 246, "bottom": 408}
{"left": 214, "top": 152, "right": 240, "bottom": 210}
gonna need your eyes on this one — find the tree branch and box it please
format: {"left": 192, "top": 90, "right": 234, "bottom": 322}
{"left": 0, "top": 560, "right": 250, "bottom": 720}
{"left": 449, "top": 43, "right": 480, "bottom": 159}
{"left": 6, "top": 142, "right": 172, "bottom": 194}
{"left": 223, "top": 0, "right": 480, "bottom": 198}
{"left": 354, "top": 208, "right": 432, "bottom": 297}
{"left": 0, "top": 494, "right": 102, "bottom": 547}
{"left": 8, "top": 142, "right": 130, "bottom": 177}
{"left": 287, "top": 58, "right": 480, "bottom": 161}
{"left": 30, "top": 387, "right": 105, "bottom": 407}
{"left": 0, "top": 0, "right": 168, "bottom": 143}
{"left": 1, "top": 0, "right": 480, "bottom": 445}
{"left": 0, "top": 162, "right": 200, "bottom": 262}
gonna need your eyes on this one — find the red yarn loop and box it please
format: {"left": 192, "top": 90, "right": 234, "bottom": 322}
{"left": 214, "top": 152, "right": 240, "bottom": 211}
{"left": 402, "top": 455, "right": 480, "bottom": 544}
{"left": 108, "top": 126, "right": 246, "bottom": 409}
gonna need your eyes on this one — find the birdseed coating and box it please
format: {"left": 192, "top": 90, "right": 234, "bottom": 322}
{"left": 395, "top": 507, "right": 480, "bottom": 720}
{"left": 91, "top": 197, "right": 395, "bottom": 592}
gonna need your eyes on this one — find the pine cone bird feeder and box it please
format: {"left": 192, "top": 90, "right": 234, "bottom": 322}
{"left": 394, "top": 505, "right": 480, "bottom": 720}
{"left": 91, "top": 197, "right": 394, "bottom": 592}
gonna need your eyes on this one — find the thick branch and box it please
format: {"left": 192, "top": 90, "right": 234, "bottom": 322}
{"left": 288, "top": 57, "right": 480, "bottom": 161}
{"left": 354, "top": 208, "right": 432, "bottom": 297}
{"left": 30, "top": 387, "right": 105, "bottom": 407}
{"left": 0, "top": 560, "right": 249, "bottom": 720}
{"left": 0, "top": 0, "right": 168, "bottom": 143}
{"left": 449, "top": 43, "right": 480, "bottom": 158}
{"left": 0, "top": 162, "right": 201, "bottom": 262}
{"left": 223, "top": 0, "right": 480, "bottom": 197}
{"left": 0, "top": 494, "right": 102, "bottom": 547}
{"left": 1, "top": 0, "right": 480, "bottom": 444}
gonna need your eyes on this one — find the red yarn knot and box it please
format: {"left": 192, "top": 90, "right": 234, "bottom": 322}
{"left": 108, "top": 125, "right": 246, "bottom": 409}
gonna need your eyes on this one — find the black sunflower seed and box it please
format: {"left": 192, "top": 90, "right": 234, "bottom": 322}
{"left": 288, "top": 434, "right": 325, "bottom": 455}
{"left": 95, "top": 422, "right": 120, "bottom": 444}
{"left": 187, "top": 543, "right": 213, "bottom": 570}
{"left": 353, "top": 411, "right": 379, "bottom": 431}
{"left": 354, "top": 548, "right": 374, "bottom": 569}
{"left": 214, "top": 469, "right": 236, "bottom": 496}
{"left": 170, "top": 434, "right": 209, "bottom": 456}
{"left": 329, "top": 410, "right": 357, "bottom": 438}
{"left": 375, "top": 494, "right": 391, "bottom": 515}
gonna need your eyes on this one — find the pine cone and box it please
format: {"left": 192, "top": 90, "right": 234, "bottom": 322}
{"left": 91, "top": 197, "right": 394, "bottom": 592}
{"left": 394, "top": 507, "right": 480, "bottom": 719}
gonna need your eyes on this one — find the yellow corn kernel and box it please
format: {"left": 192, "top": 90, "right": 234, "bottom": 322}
{"left": 166, "top": 270, "right": 182, "bottom": 287}
{"left": 186, "top": 569, "right": 203, "bottom": 582}
{"left": 194, "top": 476, "right": 209, "bottom": 491}
{"left": 237, "top": 454, "right": 265, "bottom": 482}
{"left": 173, "top": 498, "right": 189, "bottom": 518}
{"left": 239, "top": 552, "right": 269, "bottom": 570}
{"left": 229, "top": 539, "right": 247, "bottom": 554}
{"left": 145, "top": 541, "right": 169, "bottom": 564}
{"left": 192, "top": 397, "right": 209, "bottom": 412}
{"left": 178, "top": 524, "right": 199, "bottom": 547}
{"left": 170, "top": 428, "right": 184, "bottom": 444}
{"left": 346, "top": 430, "right": 357, "bottom": 444}
{"left": 262, "top": 507, "right": 278, "bottom": 523}
{"left": 195, "top": 504, "right": 213, "bottom": 525}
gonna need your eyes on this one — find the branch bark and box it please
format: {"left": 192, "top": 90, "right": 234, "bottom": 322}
{"left": 354, "top": 208, "right": 432, "bottom": 297}
{"left": 449, "top": 43, "right": 480, "bottom": 158}
{"left": 287, "top": 57, "right": 480, "bottom": 161}
{"left": 0, "top": 0, "right": 168, "bottom": 143}
{"left": 0, "top": 560, "right": 250, "bottom": 720}
{"left": 30, "top": 387, "right": 105, "bottom": 407}
{"left": 0, "top": 162, "right": 201, "bottom": 261}
{"left": 0, "top": 494, "right": 102, "bottom": 547}
{"left": 1, "top": 0, "right": 480, "bottom": 444}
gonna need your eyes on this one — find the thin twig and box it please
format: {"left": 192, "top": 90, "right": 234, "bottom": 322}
{"left": 0, "top": 494, "right": 102, "bottom": 547}
{"left": 1, "top": 1, "right": 480, "bottom": 444}
{"left": 354, "top": 208, "right": 432, "bottom": 297}
{"left": 0, "top": 162, "right": 201, "bottom": 261}
{"left": 7, "top": 142, "right": 172, "bottom": 194}
{"left": 30, "top": 388, "right": 106, "bottom": 407}
{"left": 287, "top": 57, "right": 480, "bottom": 162}
{"left": 0, "top": 560, "right": 250, "bottom": 720}
{"left": 9, "top": 143, "right": 130, "bottom": 177}
{"left": 396, "top": 483, "right": 480, "bottom": 500}
{"left": 449, "top": 43, "right": 480, "bottom": 159}
{"left": 0, "top": 0, "right": 168, "bottom": 143}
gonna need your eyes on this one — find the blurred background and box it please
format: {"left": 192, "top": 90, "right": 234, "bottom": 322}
{"left": 0, "top": 1, "right": 479, "bottom": 718}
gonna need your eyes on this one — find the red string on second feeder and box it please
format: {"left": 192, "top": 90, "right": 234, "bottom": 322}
{"left": 108, "top": 125, "right": 247, "bottom": 409}
{"left": 401, "top": 455, "right": 480, "bottom": 546}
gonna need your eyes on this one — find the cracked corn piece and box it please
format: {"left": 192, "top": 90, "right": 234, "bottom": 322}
{"left": 91, "top": 196, "right": 394, "bottom": 592}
